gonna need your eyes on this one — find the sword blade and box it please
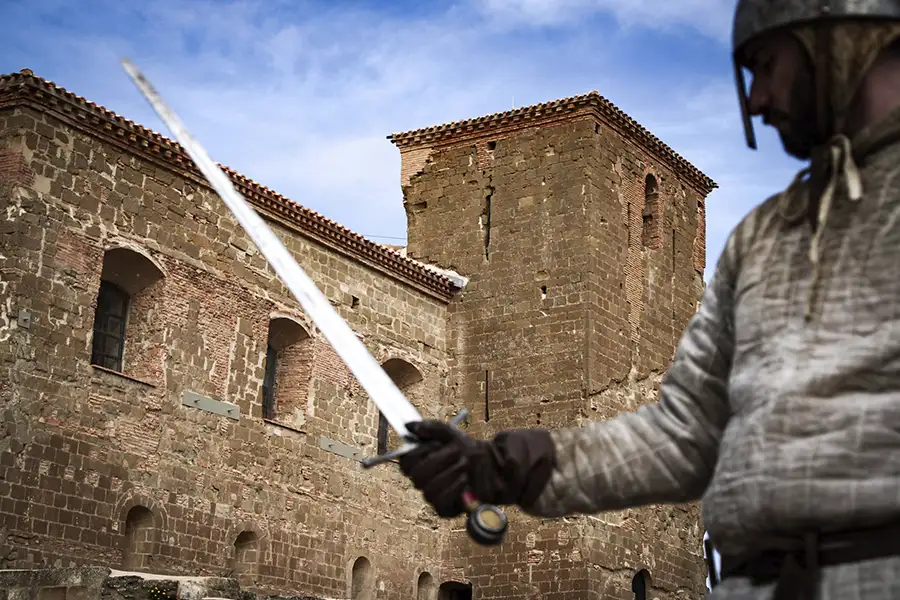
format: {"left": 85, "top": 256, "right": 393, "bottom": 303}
{"left": 120, "top": 59, "right": 421, "bottom": 440}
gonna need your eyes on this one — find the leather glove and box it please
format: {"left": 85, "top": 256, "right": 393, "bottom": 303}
{"left": 398, "top": 420, "right": 556, "bottom": 518}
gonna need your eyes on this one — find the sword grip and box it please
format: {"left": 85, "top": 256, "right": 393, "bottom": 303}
{"left": 462, "top": 489, "right": 508, "bottom": 546}
{"left": 361, "top": 408, "right": 509, "bottom": 546}
{"left": 451, "top": 409, "right": 507, "bottom": 546}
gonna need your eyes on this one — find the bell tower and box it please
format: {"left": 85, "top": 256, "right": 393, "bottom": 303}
{"left": 389, "top": 92, "right": 716, "bottom": 599}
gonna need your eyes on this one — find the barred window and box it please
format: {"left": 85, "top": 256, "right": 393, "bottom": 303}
{"left": 91, "top": 281, "right": 129, "bottom": 371}
{"left": 262, "top": 344, "right": 278, "bottom": 420}
{"left": 377, "top": 413, "right": 389, "bottom": 455}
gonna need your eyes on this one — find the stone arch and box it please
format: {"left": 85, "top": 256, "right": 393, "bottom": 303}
{"left": 120, "top": 503, "right": 160, "bottom": 572}
{"left": 90, "top": 244, "right": 166, "bottom": 382}
{"left": 266, "top": 315, "right": 309, "bottom": 351}
{"left": 269, "top": 310, "right": 313, "bottom": 335}
{"left": 114, "top": 495, "right": 168, "bottom": 534}
{"left": 102, "top": 240, "right": 168, "bottom": 281}
{"left": 438, "top": 581, "right": 473, "bottom": 600}
{"left": 228, "top": 529, "right": 260, "bottom": 583}
{"left": 417, "top": 571, "right": 437, "bottom": 600}
{"left": 632, "top": 568, "right": 652, "bottom": 600}
{"left": 262, "top": 316, "right": 313, "bottom": 426}
{"left": 224, "top": 520, "right": 269, "bottom": 545}
{"left": 377, "top": 357, "right": 425, "bottom": 453}
{"left": 642, "top": 173, "right": 660, "bottom": 249}
{"left": 349, "top": 556, "right": 374, "bottom": 600}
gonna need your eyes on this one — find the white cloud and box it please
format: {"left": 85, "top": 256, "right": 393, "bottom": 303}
{"left": 474, "top": 0, "right": 735, "bottom": 42}
{"left": 3, "top": 0, "right": 802, "bottom": 278}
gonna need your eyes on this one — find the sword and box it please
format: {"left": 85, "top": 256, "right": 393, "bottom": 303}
{"left": 121, "top": 59, "right": 508, "bottom": 546}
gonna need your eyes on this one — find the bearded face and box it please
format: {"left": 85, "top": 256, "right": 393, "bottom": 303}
{"left": 741, "top": 30, "right": 822, "bottom": 160}
{"left": 739, "top": 22, "right": 900, "bottom": 159}
{"left": 768, "top": 61, "right": 820, "bottom": 159}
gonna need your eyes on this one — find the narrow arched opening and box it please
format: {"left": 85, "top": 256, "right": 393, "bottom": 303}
{"left": 350, "top": 556, "right": 373, "bottom": 600}
{"left": 417, "top": 571, "right": 437, "bottom": 600}
{"left": 642, "top": 174, "right": 659, "bottom": 249}
{"left": 262, "top": 316, "right": 312, "bottom": 426}
{"left": 91, "top": 246, "right": 165, "bottom": 381}
{"left": 122, "top": 505, "right": 155, "bottom": 571}
{"left": 228, "top": 530, "right": 260, "bottom": 582}
{"left": 377, "top": 358, "right": 425, "bottom": 453}
{"left": 438, "top": 581, "right": 472, "bottom": 600}
{"left": 632, "top": 568, "right": 651, "bottom": 600}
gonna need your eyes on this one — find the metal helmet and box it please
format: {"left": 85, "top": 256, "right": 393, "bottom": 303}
{"left": 731, "top": 0, "right": 900, "bottom": 149}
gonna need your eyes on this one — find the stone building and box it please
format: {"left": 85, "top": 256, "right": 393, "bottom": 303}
{"left": 0, "top": 68, "right": 716, "bottom": 599}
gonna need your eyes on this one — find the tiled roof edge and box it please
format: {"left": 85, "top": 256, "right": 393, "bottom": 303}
{"left": 387, "top": 91, "right": 718, "bottom": 195}
{"left": 0, "top": 69, "right": 458, "bottom": 300}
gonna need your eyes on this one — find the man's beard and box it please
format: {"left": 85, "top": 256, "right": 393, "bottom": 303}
{"left": 766, "top": 70, "right": 821, "bottom": 160}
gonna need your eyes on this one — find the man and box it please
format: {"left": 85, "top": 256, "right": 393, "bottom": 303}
{"left": 398, "top": 1, "right": 900, "bottom": 598}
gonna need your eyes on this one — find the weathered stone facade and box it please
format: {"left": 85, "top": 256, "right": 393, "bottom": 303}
{"left": 0, "top": 69, "right": 716, "bottom": 599}
{"left": 391, "top": 93, "right": 715, "bottom": 599}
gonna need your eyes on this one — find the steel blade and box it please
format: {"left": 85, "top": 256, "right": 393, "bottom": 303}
{"left": 120, "top": 58, "right": 422, "bottom": 439}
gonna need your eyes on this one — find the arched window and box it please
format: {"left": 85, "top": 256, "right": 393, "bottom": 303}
{"left": 90, "top": 247, "right": 165, "bottom": 380}
{"left": 122, "top": 505, "right": 155, "bottom": 571}
{"left": 91, "top": 281, "right": 129, "bottom": 371}
{"left": 632, "top": 569, "right": 651, "bottom": 600}
{"left": 417, "top": 571, "right": 436, "bottom": 600}
{"left": 228, "top": 530, "right": 260, "bottom": 583}
{"left": 350, "top": 556, "right": 373, "bottom": 600}
{"left": 262, "top": 317, "right": 312, "bottom": 426}
{"left": 642, "top": 174, "right": 659, "bottom": 248}
{"left": 376, "top": 358, "right": 424, "bottom": 454}
{"left": 438, "top": 581, "right": 473, "bottom": 600}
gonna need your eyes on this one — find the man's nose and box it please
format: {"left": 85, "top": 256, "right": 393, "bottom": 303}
{"left": 746, "top": 77, "right": 769, "bottom": 117}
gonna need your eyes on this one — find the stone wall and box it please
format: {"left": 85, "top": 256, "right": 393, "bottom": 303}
{"left": 0, "top": 71, "right": 463, "bottom": 600}
{"left": 1, "top": 71, "right": 715, "bottom": 600}
{"left": 0, "top": 566, "right": 322, "bottom": 600}
{"left": 393, "top": 97, "right": 714, "bottom": 599}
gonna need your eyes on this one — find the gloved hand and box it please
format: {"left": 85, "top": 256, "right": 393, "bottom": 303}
{"left": 398, "top": 420, "right": 556, "bottom": 518}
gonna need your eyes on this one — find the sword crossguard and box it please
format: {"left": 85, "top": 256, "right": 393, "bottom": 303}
{"left": 359, "top": 446, "right": 408, "bottom": 468}
{"left": 359, "top": 408, "right": 509, "bottom": 546}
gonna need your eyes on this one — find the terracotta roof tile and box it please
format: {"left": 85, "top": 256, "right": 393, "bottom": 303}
{"left": 0, "top": 69, "right": 457, "bottom": 299}
{"left": 388, "top": 91, "right": 718, "bottom": 195}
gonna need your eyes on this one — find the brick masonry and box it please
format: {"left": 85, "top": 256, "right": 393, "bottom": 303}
{"left": 393, "top": 100, "right": 713, "bottom": 598}
{"left": 0, "top": 72, "right": 454, "bottom": 600}
{"left": 0, "top": 71, "right": 715, "bottom": 599}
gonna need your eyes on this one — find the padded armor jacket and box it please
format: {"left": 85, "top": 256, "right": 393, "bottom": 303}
{"left": 526, "top": 105, "right": 900, "bottom": 559}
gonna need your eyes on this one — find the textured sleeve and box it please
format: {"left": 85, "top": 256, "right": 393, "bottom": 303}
{"left": 524, "top": 229, "right": 740, "bottom": 517}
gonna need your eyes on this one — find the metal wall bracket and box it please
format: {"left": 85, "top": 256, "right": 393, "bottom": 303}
{"left": 319, "top": 435, "right": 364, "bottom": 461}
{"left": 182, "top": 390, "right": 240, "bottom": 421}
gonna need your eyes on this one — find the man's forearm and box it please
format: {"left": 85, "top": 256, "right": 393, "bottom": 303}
{"left": 522, "top": 244, "right": 738, "bottom": 518}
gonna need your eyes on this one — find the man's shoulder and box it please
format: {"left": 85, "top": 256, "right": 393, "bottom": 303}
{"left": 731, "top": 191, "right": 787, "bottom": 243}
{"left": 716, "top": 189, "right": 794, "bottom": 277}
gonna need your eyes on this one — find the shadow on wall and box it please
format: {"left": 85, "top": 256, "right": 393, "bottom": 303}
{"left": 438, "top": 581, "right": 472, "bottom": 600}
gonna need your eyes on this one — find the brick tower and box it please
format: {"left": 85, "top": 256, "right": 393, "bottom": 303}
{"left": 389, "top": 93, "right": 717, "bottom": 599}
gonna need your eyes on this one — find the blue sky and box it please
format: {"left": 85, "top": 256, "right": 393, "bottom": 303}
{"left": 3, "top": 0, "right": 761, "bottom": 580}
{"left": 1, "top": 0, "right": 806, "bottom": 280}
